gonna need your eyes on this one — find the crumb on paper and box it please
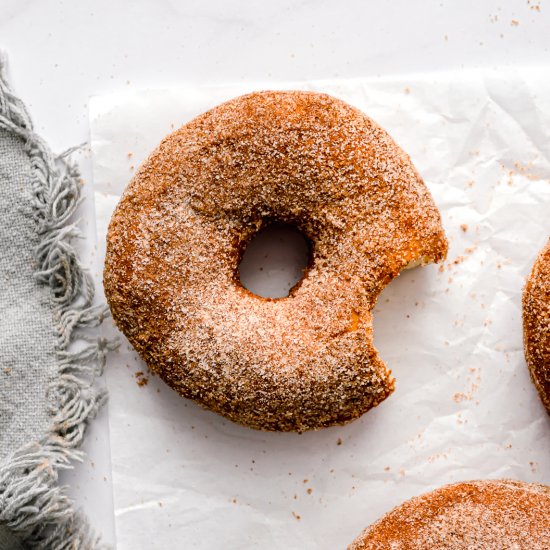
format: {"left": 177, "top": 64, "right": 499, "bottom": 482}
{"left": 408, "top": 430, "right": 425, "bottom": 447}
{"left": 453, "top": 255, "right": 465, "bottom": 265}
{"left": 511, "top": 19, "right": 519, "bottom": 25}
{"left": 292, "top": 511, "right": 301, "bottom": 521}
{"left": 453, "top": 391, "right": 469, "bottom": 403}
{"left": 303, "top": 479, "right": 309, "bottom": 484}
{"left": 307, "top": 488, "right": 313, "bottom": 495}
{"left": 503, "top": 161, "right": 542, "bottom": 184}
{"left": 127, "top": 152, "right": 133, "bottom": 158}
{"left": 384, "top": 466, "right": 390, "bottom": 472}
{"left": 336, "top": 438, "right": 342, "bottom": 445}
{"left": 457, "top": 414, "right": 467, "bottom": 425}
{"left": 460, "top": 224, "right": 468, "bottom": 232}
{"left": 428, "top": 451, "right": 449, "bottom": 463}
{"left": 453, "top": 368, "right": 481, "bottom": 402}
{"left": 135, "top": 371, "right": 149, "bottom": 386}
{"left": 404, "top": 87, "right": 411, "bottom": 94}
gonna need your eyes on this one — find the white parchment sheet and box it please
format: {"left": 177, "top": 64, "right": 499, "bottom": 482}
{"left": 90, "top": 72, "right": 550, "bottom": 550}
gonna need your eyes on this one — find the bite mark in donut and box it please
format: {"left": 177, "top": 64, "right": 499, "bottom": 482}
{"left": 104, "top": 90, "right": 448, "bottom": 431}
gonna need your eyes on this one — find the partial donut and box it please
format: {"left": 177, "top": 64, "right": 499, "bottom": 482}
{"left": 349, "top": 479, "right": 550, "bottom": 550}
{"left": 104, "top": 90, "right": 448, "bottom": 431}
{"left": 523, "top": 238, "right": 550, "bottom": 414}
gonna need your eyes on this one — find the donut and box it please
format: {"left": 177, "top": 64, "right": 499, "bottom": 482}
{"left": 104, "top": 90, "right": 448, "bottom": 431}
{"left": 523, "top": 238, "right": 550, "bottom": 414}
{"left": 349, "top": 479, "right": 550, "bottom": 549}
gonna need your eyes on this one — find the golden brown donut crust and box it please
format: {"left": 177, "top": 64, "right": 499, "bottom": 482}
{"left": 104, "top": 90, "right": 448, "bottom": 431}
{"left": 349, "top": 479, "right": 550, "bottom": 550}
{"left": 523, "top": 238, "right": 550, "bottom": 414}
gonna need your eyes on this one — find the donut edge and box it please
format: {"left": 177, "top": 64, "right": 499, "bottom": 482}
{"left": 522, "top": 238, "right": 550, "bottom": 415}
{"left": 347, "top": 479, "right": 550, "bottom": 550}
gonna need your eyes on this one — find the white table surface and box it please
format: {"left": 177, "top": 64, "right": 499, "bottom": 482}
{"left": 1, "top": 1, "right": 550, "bottom": 547}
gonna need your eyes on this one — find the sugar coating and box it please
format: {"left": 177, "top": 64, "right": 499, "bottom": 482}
{"left": 103, "top": 91, "right": 448, "bottom": 431}
{"left": 349, "top": 479, "right": 550, "bottom": 549}
{"left": 523, "top": 238, "right": 550, "bottom": 414}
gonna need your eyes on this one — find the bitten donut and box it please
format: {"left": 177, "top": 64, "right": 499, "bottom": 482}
{"left": 523, "top": 238, "right": 550, "bottom": 414}
{"left": 349, "top": 479, "right": 550, "bottom": 549}
{"left": 104, "top": 90, "right": 448, "bottom": 431}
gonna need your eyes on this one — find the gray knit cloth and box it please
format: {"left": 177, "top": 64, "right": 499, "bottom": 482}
{"left": 0, "top": 56, "right": 115, "bottom": 548}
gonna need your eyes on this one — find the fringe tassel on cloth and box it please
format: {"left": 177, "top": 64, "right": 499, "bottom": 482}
{"left": 0, "top": 58, "right": 116, "bottom": 548}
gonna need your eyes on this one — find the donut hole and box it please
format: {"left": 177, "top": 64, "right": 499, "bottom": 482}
{"left": 238, "top": 223, "right": 312, "bottom": 299}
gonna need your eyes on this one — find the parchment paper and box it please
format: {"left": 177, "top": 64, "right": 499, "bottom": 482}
{"left": 90, "top": 72, "right": 550, "bottom": 550}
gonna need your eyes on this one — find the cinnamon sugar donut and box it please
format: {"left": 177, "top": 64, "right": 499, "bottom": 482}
{"left": 349, "top": 479, "right": 550, "bottom": 549}
{"left": 104, "top": 90, "right": 448, "bottom": 431}
{"left": 523, "top": 238, "right": 550, "bottom": 415}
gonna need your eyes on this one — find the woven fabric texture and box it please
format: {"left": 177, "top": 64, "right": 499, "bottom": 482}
{"left": 0, "top": 55, "right": 114, "bottom": 549}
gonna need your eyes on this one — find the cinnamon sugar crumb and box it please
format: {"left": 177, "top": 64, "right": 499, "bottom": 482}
{"left": 453, "top": 391, "right": 468, "bottom": 403}
{"left": 135, "top": 371, "right": 149, "bottom": 386}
